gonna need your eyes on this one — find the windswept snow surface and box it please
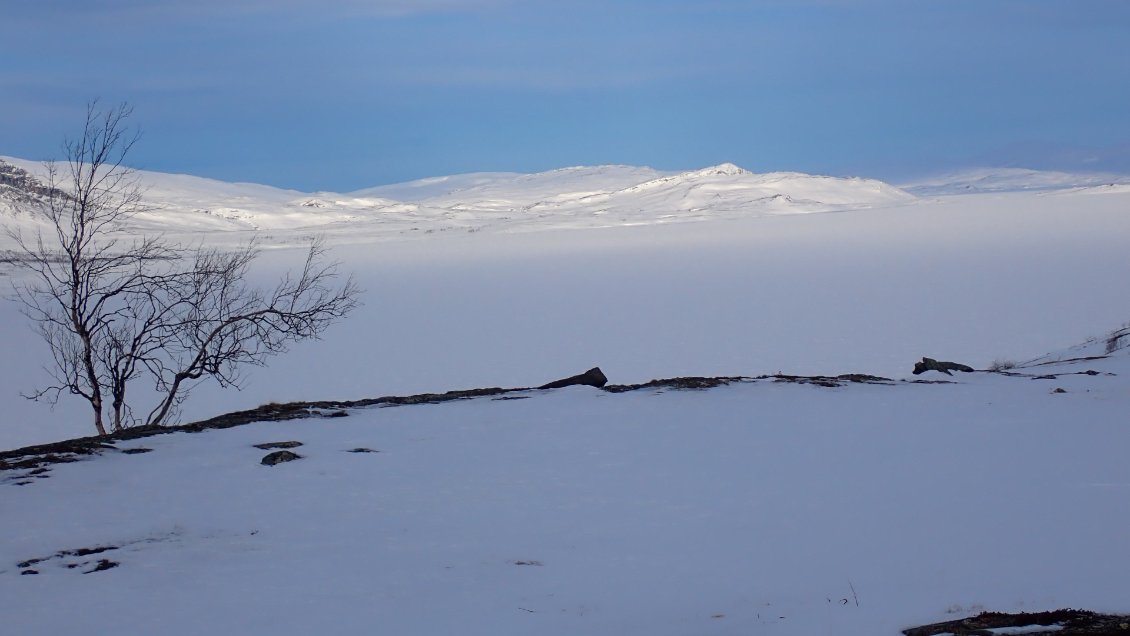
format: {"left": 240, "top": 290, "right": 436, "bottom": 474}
{"left": 3, "top": 348, "right": 1129, "bottom": 635}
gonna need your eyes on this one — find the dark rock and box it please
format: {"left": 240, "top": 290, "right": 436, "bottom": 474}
{"left": 604, "top": 376, "right": 744, "bottom": 393}
{"left": 254, "top": 441, "right": 304, "bottom": 450}
{"left": 771, "top": 375, "right": 841, "bottom": 387}
{"left": 903, "top": 608, "right": 1130, "bottom": 636}
{"left": 20, "top": 569, "right": 38, "bottom": 575}
{"left": 84, "top": 559, "right": 119, "bottom": 574}
{"left": 912, "top": 357, "right": 975, "bottom": 376}
{"left": 347, "top": 448, "right": 378, "bottom": 453}
{"left": 324, "top": 410, "right": 349, "bottom": 418}
{"left": 70, "top": 546, "right": 117, "bottom": 557}
{"left": 261, "top": 450, "right": 302, "bottom": 466}
{"left": 835, "top": 373, "right": 894, "bottom": 384}
{"left": 120, "top": 448, "right": 152, "bottom": 455}
{"left": 538, "top": 367, "right": 608, "bottom": 390}
{"left": 369, "top": 387, "right": 514, "bottom": 406}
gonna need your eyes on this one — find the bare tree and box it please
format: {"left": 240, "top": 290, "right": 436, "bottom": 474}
{"left": 4, "top": 102, "right": 359, "bottom": 435}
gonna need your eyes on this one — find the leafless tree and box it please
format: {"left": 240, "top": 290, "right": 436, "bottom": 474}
{"left": 4, "top": 102, "right": 359, "bottom": 435}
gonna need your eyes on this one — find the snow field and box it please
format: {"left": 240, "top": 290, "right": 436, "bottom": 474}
{"left": 2, "top": 161, "right": 1130, "bottom": 634}
{"left": 3, "top": 357, "right": 1129, "bottom": 635}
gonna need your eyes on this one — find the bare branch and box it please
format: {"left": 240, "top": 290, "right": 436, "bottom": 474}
{"left": 3, "top": 103, "right": 361, "bottom": 435}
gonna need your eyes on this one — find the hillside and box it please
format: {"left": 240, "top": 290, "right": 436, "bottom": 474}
{"left": 2, "top": 333, "right": 1129, "bottom": 635}
{"left": 0, "top": 157, "right": 914, "bottom": 246}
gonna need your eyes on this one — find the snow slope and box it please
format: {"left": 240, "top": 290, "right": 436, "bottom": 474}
{"left": 898, "top": 167, "right": 1130, "bottom": 196}
{"left": 0, "top": 157, "right": 914, "bottom": 246}
{"left": 3, "top": 340, "right": 1129, "bottom": 636}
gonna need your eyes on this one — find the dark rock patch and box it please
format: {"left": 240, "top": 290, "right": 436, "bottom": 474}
{"left": 771, "top": 375, "right": 840, "bottom": 388}
{"left": 346, "top": 448, "right": 378, "bottom": 453}
{"left": 903, "top": 609, "right": 1130, "bottom": 636}
{"left": 17, "top": 545, "right": 120, "bottom": 573}
{"left": 368, "top": 387, "right": 515, "bottom": 407}
{"left": 834, "top": 373, "right": 894, "bottom": 384}
{"left": 120, "top": 448, "right": 153, "bottom": 455}
{"left": 261, "top": 450, "right": 302, "bottom": 466}
{"left": 84, "top": 559, "right": 119, "bottom": 574}
{"left": 253, "top": 441, "right": 304, "bottom": 450}
{"left": 69, "top": 546, "right": 118, "bottom": 558}
{"left": 604, "top": 376, "right": 745, "bottom": 393}
{"left": 1, "top": 453, "right": 82, "bottom": 472}
{"left": 770, "top": 374, "right": 893, "bottom": 387}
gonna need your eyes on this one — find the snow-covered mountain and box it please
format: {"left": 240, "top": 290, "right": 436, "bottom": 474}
{"left": 898, "top": 167, "right": 1130, "bottom": 196}
{"left": 0, "top": 157, "right": 915, "bottom": 246}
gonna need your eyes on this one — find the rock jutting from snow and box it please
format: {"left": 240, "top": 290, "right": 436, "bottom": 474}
{"left": 912, "top": 357, "right": 975, "bottom": 376}
{"left": 253, "top": 441, "right": 304, "bottom": 450}
{"left": 261, "top": 450, "right": 302, "bottom": 466}
{"left": 538, "top": 367, "right": 609, "bottom": 390}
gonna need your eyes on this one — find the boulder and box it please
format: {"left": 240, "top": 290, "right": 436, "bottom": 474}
{"left": 912, "top": 357, "right": 975, "bottom": 376}
{"left": 261, "top": 450, "right": 302, "bottom": 466}
{"left": 538, "top": 367, "right": 608, "bottom": 390}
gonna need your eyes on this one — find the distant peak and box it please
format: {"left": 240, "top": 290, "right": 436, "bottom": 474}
{"left": 688, "top": 163, "right": 748, "bottom": 177}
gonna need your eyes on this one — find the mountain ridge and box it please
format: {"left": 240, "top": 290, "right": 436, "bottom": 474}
{"left": 0, "top": 158, "right": 919, "bottom": 245}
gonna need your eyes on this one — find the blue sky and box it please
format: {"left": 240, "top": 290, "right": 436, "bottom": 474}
{"left": 3, "top": 0, "right": 1129, "bottom": 191}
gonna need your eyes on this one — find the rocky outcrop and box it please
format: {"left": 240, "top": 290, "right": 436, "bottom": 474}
{"left": 538, "top": 367, "right": 608, "bottom": 390}
{"left": 902, "top": 609, "right": 1130, "bottom": 636}
{"left": 912, "top": 357, "right": 975, "bottom": 376}
{"left": 261, "top": 450, "right": 302, "bottom": 466}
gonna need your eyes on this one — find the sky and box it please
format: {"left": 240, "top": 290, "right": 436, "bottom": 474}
{"left": 2, "top": 0, "right": 1130, "bottom": 191}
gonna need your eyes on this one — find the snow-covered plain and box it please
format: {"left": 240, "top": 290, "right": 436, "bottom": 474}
{"left": 2, "top": 160, "right": 1130, "bottom": 634}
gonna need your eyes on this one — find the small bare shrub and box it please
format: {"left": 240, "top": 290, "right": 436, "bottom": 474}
{"left": 1106, "top": 327, "right": 1129, "bottom": 354}
{"left": 988, "top": 359, "right": 1017, "bottom": 372}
